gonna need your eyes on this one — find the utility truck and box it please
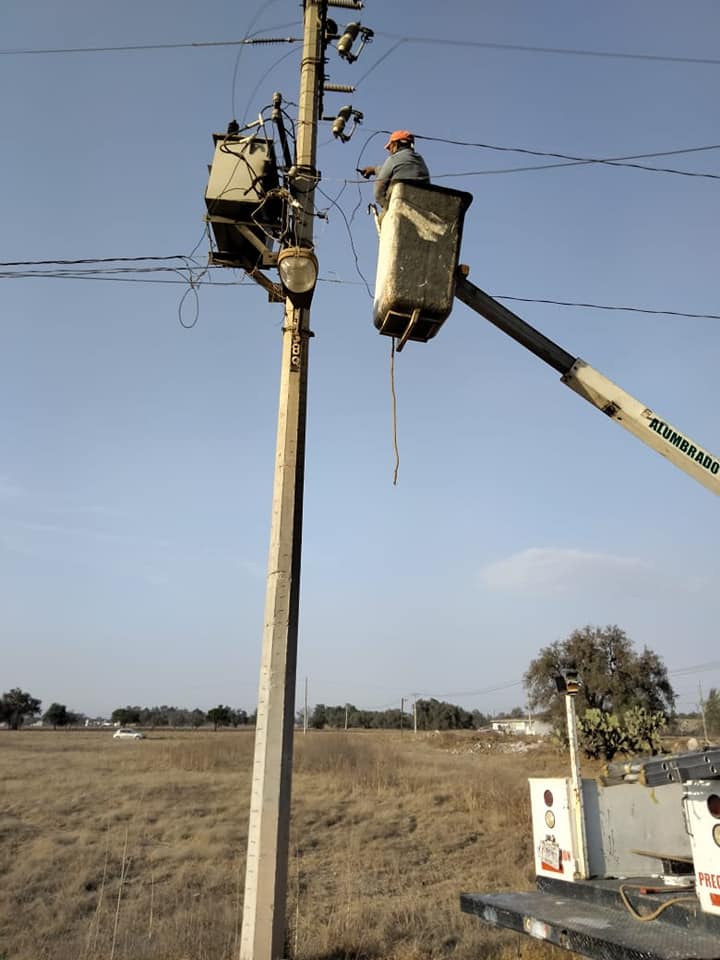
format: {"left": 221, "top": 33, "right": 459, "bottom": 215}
{"left": 460, "top": 681, "right": 720, "bottom": 960}
{"left": 372, "top": 181, "right": 720, "bottom": 959}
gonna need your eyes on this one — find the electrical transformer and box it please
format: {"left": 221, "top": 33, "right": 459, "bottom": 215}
{"left": 205, "top": 133, "right": 282, "bottom": 268}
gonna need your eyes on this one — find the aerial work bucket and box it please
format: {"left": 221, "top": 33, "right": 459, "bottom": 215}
{"left": 373, "top": 181, "right": 473, "bottom": 349}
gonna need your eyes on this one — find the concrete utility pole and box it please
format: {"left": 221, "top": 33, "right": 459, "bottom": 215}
{"left": 303, "top": 676, "right": 308, "bottom": 735}
{"left": 563, "top": 682, "right": 589, "bottom": 881}
{"left": 699, "top": 682, "right": 710, "bottom": 745}
{"left": 239, "top": 3, "right": 325, "bottom": 958}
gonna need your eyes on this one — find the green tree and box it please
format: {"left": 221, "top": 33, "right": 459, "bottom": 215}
{"left": 206, "top": 705, "right": 233, "bottom": 731}
{"left": 471, "top": 709, "right": 490, "bottom": 729}
{"left": 231, "top": 708, "right": 248, "bottom": 727}
{"left": 524, "top": 625, "right": 675, "bottom": 731}
{"left": 414, "top": 698, "right": 474, "bottom": 731}
{"left": 111, "top": 706, "right": 141, "bottom": 725}
{"left": 190, "top": 708, "right": 206, "bottom": 728}
{"left": 43, "top": 703, "right": 69, "bottom": 729}
{"left": 1, "top": 688, "right": 42, "bottom": 730}
{"left": 310, "top": 704, "right": 328, "bottom": 729}
{"left": 699, "top": 687, "right": 720, "bottom": 739}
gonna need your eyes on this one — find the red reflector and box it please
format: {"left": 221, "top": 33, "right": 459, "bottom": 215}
{"left": 710, "top": 893, "right": 720, "bottom": 906}
{"left": 543, "top": 789, "right": 554, "bottom": 807}
{"left": 707, "top": 794, "right": 720, "bottom": 819}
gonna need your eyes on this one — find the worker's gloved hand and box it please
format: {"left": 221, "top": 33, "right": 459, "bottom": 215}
{"left": 358, "top": 166, "right": 376, "bottom": 179}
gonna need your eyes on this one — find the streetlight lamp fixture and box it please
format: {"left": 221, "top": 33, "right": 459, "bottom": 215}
{"left": 277, "top": 246, "right": 319, "bottom": 307}
{"left": 554, "top": 667, "right": 580, "bottom": 696}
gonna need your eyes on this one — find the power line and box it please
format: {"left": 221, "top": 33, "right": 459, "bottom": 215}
{"left": 3, "top": 31, "right": 719, "bottom": 67}
{"left": 341, "top": 132, "right": 720, "bottom": 182}
{"left": 376, "top": 32, "right": 720, "bottom": 67}
{"left": 0, "top": 33, "right": 301, "bottom": 57}
{"left": 415, "top": 139, "right": 720, "bottom": 164}
{"left": 0, "top": 255, "right": 191, "bottom": 267}
{"left": 493, "top": 296, "right": 720, "bottom": 322}
{"left": 344, "top": 157, "right": 720, "bottom": 182}
{"left": 0, "top": 273, "right": 247, "bottom": 286}
{"left": 406, "top": 135, "right": 720, "bottom": 182}
{"left": 431, "top": 160, "right": 720, "bottom": 183}
{"left": 354, "top": 38, "right": 406, "bottom": 86}
{"left": 315, "top": 186, "right": 373, "bottom": 297}
{"left": 0, "top": 266, "right": 365, "bottom": 287}
{"left": 3, "top": 262, "right": 720, "bottom": 320}
{"left": 412, "top": 680, "right": 523, "bottom": 701}
{"left": 367, "top": 662, "right": 720, "bottom": 711}
{"left": 669, "top": 660, "right": 720, "bottom": 678}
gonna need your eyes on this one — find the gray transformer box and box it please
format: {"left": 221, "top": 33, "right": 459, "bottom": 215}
{"left": 373, "top": 181, "right": 473, "bottom": 344}
{"left": 205, "top": 134, "right": 281, "bottom": 267}
{"left": 205, "top": 134, "right": 279, "bottom": 217}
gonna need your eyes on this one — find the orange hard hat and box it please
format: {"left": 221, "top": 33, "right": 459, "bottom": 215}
{"left": 384, "top": 129, "right": 414, "bottom": 150}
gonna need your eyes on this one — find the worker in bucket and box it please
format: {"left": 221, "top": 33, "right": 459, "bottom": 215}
{"left": 359, "top": 130, "right": 430, "bottom": 209}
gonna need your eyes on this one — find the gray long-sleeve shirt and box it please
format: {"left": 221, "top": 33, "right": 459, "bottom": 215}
{"left": 373, "top": 146, "right": 430, "bottom": 206}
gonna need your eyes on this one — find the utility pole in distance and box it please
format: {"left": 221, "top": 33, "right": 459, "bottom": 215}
{"left": 239, "top": 3, "right": 325, "bottom": 958}
{"left": 304, "top": 676, "right": 309, "bottom": 735}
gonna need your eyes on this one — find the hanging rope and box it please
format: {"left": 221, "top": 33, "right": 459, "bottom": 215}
{"left": 390, "top": 337, "right": 400, "bottom": 485}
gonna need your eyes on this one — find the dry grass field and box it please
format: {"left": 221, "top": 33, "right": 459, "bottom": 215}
{"left": 0, "top": 729, "right": 572, "bottom": 960}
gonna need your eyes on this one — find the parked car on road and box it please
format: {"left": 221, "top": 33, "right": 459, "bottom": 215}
{"left": 113, "top": 728, "right": 145, "bottom": 740}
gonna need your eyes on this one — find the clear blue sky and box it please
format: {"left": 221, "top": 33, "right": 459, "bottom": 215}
{"left": 2, "top": 0, "right": 719, "bottom": 718}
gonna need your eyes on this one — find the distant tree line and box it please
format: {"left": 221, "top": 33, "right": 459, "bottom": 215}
{"left": 0, "top": 688, "right": 510, "bottom": 734}
{"left": 0, "top": 690, "right": 260, "bottom": 732}
{"left": 8, "top": 625, "right": 716, "bottom": 756}
{"left": 300, "top": 699, "right": 492, "bottom": 731}
{"left": 110, "top": 704, "right": 257, "bottom": 730}
{"left": 0, "top": 688, "right": 84, "bottom": 730}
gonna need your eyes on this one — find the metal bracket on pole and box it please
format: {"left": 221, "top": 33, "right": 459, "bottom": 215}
{"left": 207, "top": 251, "right": 283, "bottom": 301}
{"left": 245, "top": 267, "right": 284, "bottom": 303}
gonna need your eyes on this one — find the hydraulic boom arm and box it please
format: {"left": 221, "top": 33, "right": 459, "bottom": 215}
{"left": 455, "top": 274, "right": 720, "bottom": 496}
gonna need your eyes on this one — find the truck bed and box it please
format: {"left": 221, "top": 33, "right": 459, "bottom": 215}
{"left": 461, "top": 875, "right": 720, "bottom": 960}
